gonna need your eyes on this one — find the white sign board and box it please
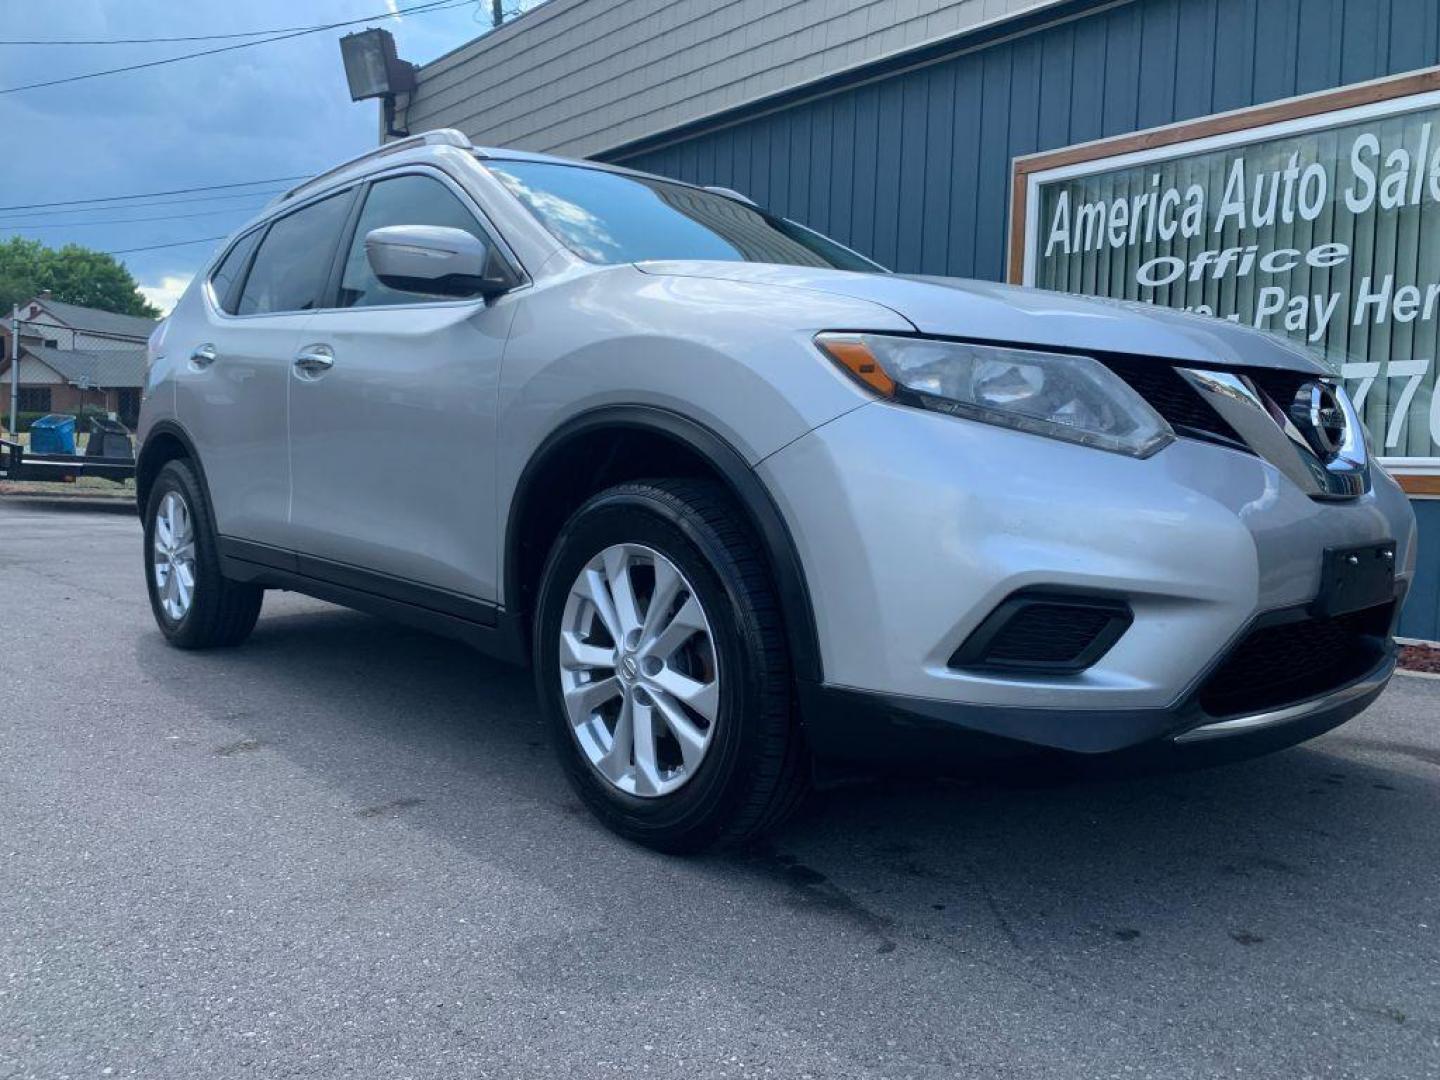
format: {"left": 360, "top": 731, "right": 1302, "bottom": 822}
{"left": 1017, "top": 75, "right": 1440, "bottom": 469}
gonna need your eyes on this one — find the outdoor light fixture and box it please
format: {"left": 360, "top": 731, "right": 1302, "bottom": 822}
{"left": 339, "top": 28, "right": 417, "bottom": 138}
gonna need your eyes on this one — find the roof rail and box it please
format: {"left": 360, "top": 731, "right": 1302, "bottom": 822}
{"left": 277, "top": 129, "right": 473, "bottom": 204}
{"left": 704, "top": 185, "right": 757, "bottom": 206}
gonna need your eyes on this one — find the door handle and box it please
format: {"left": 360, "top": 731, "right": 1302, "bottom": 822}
{"left": 189, "top": 343, "right": 217, "bottom": 369}
{"left": 293, "top": 344, "right": 334, "bottom": 378}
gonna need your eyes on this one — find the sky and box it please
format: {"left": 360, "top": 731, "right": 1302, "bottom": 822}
{"left": 0, "top": 1, "right": 528, "bottom": 314}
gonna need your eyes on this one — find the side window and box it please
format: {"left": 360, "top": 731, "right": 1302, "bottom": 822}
{"left": 237, "top": 192, "right": 352, "bottom": 316}
{"left": 338, "top": 174, "right": 496, "bottom": 308}
{"left": 208, "top": 229, "right": 261, "bottom": 315}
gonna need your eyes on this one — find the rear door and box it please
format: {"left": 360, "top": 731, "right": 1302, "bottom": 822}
{"left": 173, "top": 189, "right": 355, "bottom": 549}
{"left": 286, "top": 168, "right": 520, "bottom": 603}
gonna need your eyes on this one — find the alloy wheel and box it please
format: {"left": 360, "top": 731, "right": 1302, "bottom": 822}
{"left": 152, "top": 490, "right": 196, "bottom": 621}
{"left": 558, "top": 543, "right": 720, "bottom": 797}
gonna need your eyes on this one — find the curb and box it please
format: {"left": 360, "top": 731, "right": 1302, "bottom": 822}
{"left": 1396, "top": 667, "right": 1440, "bottom": 681}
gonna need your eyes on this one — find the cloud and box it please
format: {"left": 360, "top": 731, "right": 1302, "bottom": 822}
{"left": 0, "top": 1, "right": 499, "bottom": 288}
{"left": 138, "top": 274, "right": 193, "bottom": 316}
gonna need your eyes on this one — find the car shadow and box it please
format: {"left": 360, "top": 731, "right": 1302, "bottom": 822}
{"left": 131, "top": 598, "right": 1437, "bottom": 999}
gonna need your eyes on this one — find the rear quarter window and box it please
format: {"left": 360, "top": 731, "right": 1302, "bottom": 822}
{"left": 208, "top": 229, "right": 261, "bottom": 315}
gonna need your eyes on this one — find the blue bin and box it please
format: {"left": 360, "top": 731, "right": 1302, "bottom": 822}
{"left": 29, "top": 414, "right": 76, "bottom": 455}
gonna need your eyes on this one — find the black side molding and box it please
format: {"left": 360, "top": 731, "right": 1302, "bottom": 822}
{"left": 218, "top": 537, "right": 524, "bottom": 665}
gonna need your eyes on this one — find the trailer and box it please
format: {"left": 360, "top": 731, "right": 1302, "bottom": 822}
{"left": 1, "top": 438, "right": 135, "bottom": 485}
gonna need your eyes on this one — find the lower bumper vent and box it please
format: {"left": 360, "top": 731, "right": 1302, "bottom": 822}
{"left": 1197, "top": 602, "right": 1394, "bottom": 718}
{"left": 950, "top": 591, "right": 1133, "bottom": 674}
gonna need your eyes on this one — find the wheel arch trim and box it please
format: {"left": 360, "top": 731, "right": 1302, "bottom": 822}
{"left": 504, "top": 405, "right": 824, "bottom": 684}
{"left": 136, "top": 420, "right": 212, "bottom": 518}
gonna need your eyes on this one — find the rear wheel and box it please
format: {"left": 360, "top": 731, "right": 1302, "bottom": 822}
{"left": 143, "top": 459, "right": 262, "bottom": 649}
{"left": 534, "top": 479, "right": 808, "bottom": 852}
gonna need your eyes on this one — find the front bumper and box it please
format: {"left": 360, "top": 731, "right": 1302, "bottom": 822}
{"left": 759, "top": 399, "right": 1417, "bottom": 761}
{"left": 797, "top": 635, "right": 1395, "bottom": 771}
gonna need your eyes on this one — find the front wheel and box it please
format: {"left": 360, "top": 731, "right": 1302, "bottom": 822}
{"left": 533, "top": 479, "right": 807, "bottom": 852}
{"left": 143, "top": 459, "right": 263, "bottom": 649}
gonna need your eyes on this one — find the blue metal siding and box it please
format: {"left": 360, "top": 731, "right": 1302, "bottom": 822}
{"left": 1402, "top": 501, "right": 1440, "bottom": 640}
{"left": 609, "top": 0, "right": 1440, "bottom": 638}
{"left": 612, "top": 0, "right": 1440, "bottom": 281}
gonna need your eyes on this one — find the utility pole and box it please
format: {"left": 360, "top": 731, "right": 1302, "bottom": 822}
{"left": 491, "top": 0, "right": 504, "bottom": 28}
{"left": 7, "top": 305, "right": 17, "bottom": 440}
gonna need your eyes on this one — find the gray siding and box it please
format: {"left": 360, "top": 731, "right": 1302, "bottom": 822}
{"left": 404, "top": 0, "right": 1062, "bottom": 158}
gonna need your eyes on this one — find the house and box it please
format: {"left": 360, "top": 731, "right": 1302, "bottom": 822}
{"left": 0, "top": 292, "right": 154, "bottom": 428}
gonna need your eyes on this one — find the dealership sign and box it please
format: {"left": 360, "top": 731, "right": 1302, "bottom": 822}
{"left": 1013, "top": 70, "right": 1440, "bottom": 474}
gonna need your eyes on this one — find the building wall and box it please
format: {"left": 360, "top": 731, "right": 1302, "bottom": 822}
{"left": 404, "top": 0, "right": 1058, "bottom": 159}
{"left": 18, "top": 311, "right": 69, "bottom": 348}
{"left": 14, "top": 355, "right": 63, "bottom": 385}
{"left": 612, "top": 0, "right": 1440, "bottom": 283}
{"left": 13, "top": 312, "right": 141, "bottom": 353}
{"left": 1411, "top": 501, "right": 1440, "bottom": 641}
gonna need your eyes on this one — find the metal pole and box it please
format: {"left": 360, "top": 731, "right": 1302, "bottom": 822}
{"left": 7, "top": 305, "right": 18, "bottom": 439}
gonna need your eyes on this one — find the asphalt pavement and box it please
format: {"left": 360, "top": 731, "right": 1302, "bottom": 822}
{"left": 2, "top": 495, "right": 1437, "bottom": 1079}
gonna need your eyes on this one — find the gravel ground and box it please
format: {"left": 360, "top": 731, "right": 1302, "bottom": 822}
{"left": 2, "top": 496, "right": 1438, "bottom": 1080}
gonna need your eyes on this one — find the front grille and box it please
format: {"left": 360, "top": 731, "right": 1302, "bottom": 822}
{"left": 1246, "top": 368, "right": 1315, "bottom": 416}
{"left": 1197, "top": 603, "right": 1393, "bottom": 718}
{"left": 1101, "top": 356, "right": 1328, "bottom": 451}
{"left": 1101, "top": 357, "right": 1241, "bottom": 443}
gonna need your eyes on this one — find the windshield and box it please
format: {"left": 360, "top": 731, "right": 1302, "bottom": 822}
{"left": 485, "top": 159, "right": 884, "bottom": 272}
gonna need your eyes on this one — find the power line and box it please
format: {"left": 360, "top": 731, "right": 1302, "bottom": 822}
{"left": 0, "top": 0, "right": 470, "bottom": 95}
{"left": 0, "top": 176, "right": 309, "bottom": 214}
{"left": 106, "top": 236, "right": 228, "bottom": 256}
{"left": 0, "top": 206, "right": 261, "bottom": 231}
{"left": 0, "top": 2, "right": 466, "bottom": 45}
{"left": 0, "top": 189, "right": 285, "bottom": 221}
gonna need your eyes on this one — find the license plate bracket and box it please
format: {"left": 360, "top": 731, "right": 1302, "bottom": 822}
{"left": 1313, "top": 542, "right": 1396, "bottom": 618}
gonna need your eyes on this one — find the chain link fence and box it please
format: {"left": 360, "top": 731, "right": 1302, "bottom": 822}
{"left": 4, "top": 315, "right": 148, "bottom": 445}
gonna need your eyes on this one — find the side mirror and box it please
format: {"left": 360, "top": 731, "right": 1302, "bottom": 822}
{"left": 364, "top": 224, "right": 520, "bottom": 300}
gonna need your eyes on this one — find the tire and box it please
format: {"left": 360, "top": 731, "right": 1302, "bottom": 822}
{"left": 143, "top": 459, "right": 263, "bottom": 649}
{"left": 533, "top": 479, "right": 808, "bottom": 852}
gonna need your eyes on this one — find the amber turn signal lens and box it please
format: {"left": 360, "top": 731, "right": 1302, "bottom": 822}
{"left": 814, "top": 334, "right": 896, "bottom": 397}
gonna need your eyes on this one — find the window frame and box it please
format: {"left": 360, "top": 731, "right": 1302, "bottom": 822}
{"left": 17, "top": 386, "right": 52, "bottom": 414}
{"left": 326, "top": 164, "right": 529, "bottom": 312}
{"left": 205, "top": 185, "right": 360, "bottom": 321}
{"left": 205, "top": 226, "right": 264, "bottom": 316}
{"left": 204, "top": 164, "right": 527, "bottom": 321}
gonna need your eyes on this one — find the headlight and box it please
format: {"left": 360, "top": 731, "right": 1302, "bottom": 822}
{"left": 815, "top": 333, "right": 1174, "bottom": 459}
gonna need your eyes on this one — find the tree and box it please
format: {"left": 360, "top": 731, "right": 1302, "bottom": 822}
{"left": 0, "top": 237, "right": 160, "bottom": 319}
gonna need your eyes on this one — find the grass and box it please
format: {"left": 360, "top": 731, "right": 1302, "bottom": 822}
{"left": 0, "top": 476, "right": 135, "bottom": 497}
{"left": 2, "top": 431, "right": 136, "bottom": 498}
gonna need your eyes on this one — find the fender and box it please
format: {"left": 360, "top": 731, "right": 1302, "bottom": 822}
{"left": 135, "top": 419, "right": 211, "bottom": 519}
{"left": 505, "top": 405, "right": 824, "bottom": 684}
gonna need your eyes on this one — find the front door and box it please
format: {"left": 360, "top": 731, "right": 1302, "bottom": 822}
{"left": 287, "top": 170, "right": 518, "bottom": 603}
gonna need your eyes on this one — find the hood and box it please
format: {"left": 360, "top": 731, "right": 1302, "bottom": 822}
{"left": 635, "top": 262, "right": 1325, "bottom": 374}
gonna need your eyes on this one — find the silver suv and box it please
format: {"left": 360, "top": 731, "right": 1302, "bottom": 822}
{"left": 138, "top": 130, "right": 1417, "bottom": 851}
